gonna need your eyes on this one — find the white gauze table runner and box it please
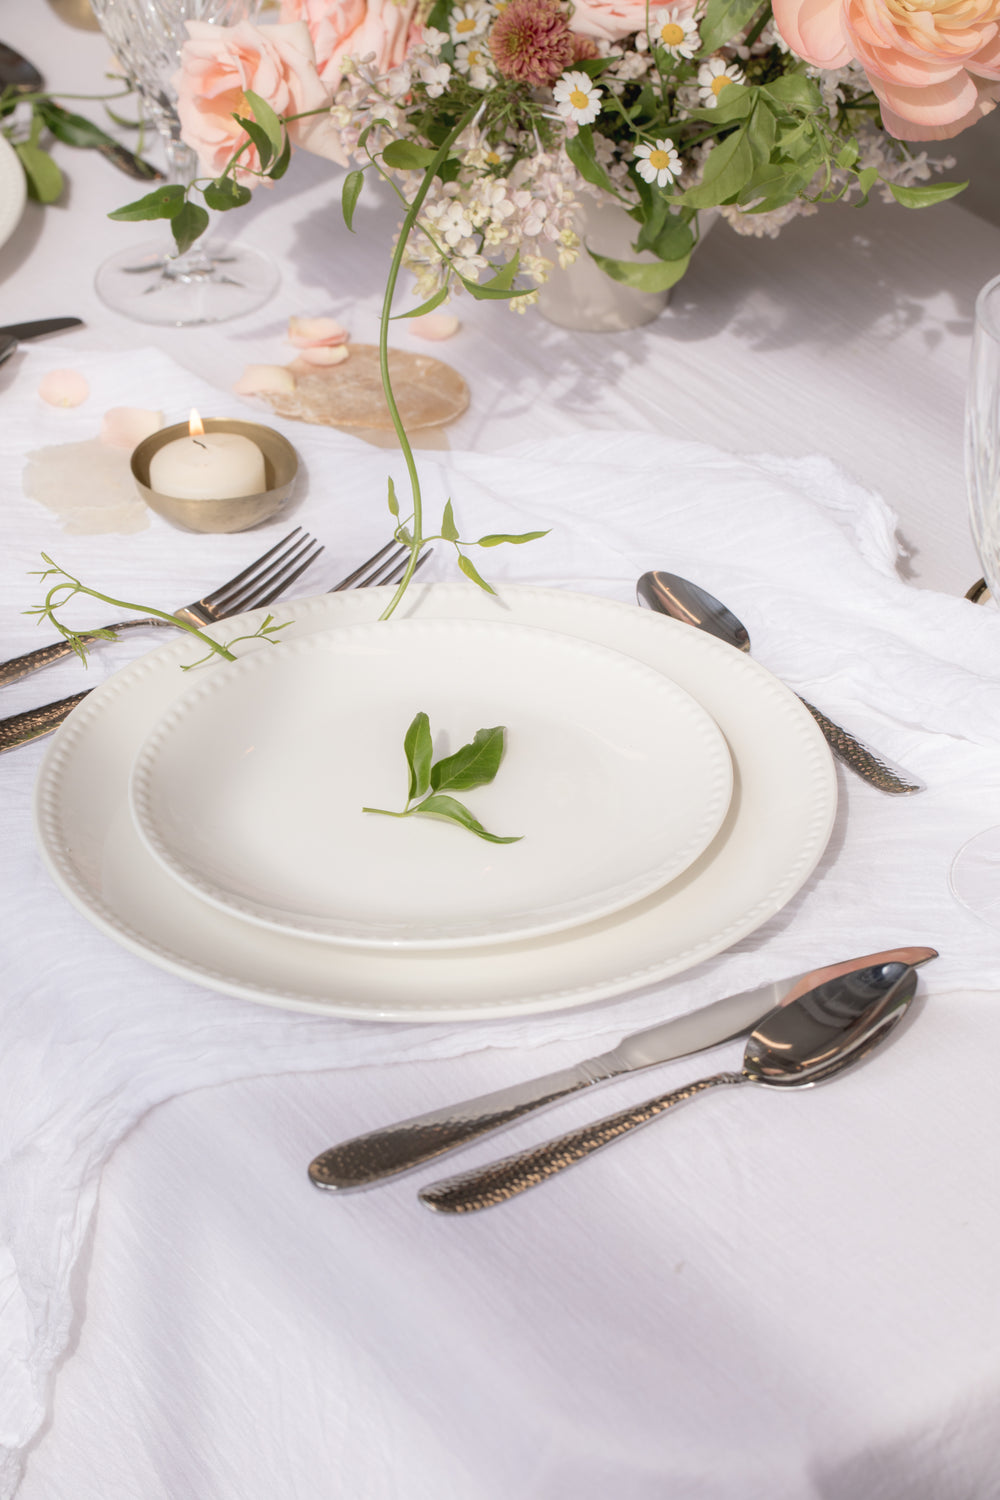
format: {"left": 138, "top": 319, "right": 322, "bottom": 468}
{"left": 2, "top": 345, "right": 998, "bottom": 1491}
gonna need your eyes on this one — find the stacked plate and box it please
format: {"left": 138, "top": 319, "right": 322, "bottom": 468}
{"left": 34, "top": 584, "right": 837, "bottom": 1020}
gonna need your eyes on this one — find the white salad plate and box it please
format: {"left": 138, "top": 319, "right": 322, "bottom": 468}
{"left": 34, "top": 584, "right": 837, "bottom": 1022}
{"left": 128, "top": 618, "right": 733, "bottom": 949}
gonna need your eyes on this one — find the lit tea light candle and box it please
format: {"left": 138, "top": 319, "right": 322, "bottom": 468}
{"left": 148, "top": 410, "right": 267, "bottom": 500}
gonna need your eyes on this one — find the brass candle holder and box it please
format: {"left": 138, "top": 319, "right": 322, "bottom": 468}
{"left": 131, "top": 418, "right": 299, "bottom": 534}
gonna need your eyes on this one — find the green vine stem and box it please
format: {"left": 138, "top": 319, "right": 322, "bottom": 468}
{"left": 374, "top": 104, "right": 480, "bottom": 621}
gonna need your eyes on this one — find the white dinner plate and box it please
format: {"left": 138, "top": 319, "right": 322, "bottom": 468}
{"left": 0, "top": 135, "right": 27, "bottom": 254}
{"left": 34, "top": 584, "right": 836, "bottom": 1021}
{"left": 129, "top": 618, "right": 733, "bottom": 948}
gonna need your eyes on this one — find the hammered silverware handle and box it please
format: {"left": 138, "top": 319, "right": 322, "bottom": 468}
{"left": 798, "top": 697, "right": 924, "bottom": 796}
{"left": 0, "top": 690, "right": 91, "bottom": 752}
{"left": 418, "top": 1072, "right": 743, "bottom": 1215}
{"left": 0, "top": 618, "right": 162, "bottom": 688}
{"left": 309, "top": 1060, "right": 618, "bottom": 1191}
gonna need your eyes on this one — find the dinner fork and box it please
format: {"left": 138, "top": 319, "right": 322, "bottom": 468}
{"left": 0, "top": 539, "right": 428, "bottom": 753}
{"left": 1, "top": 528, "right": 324, "bottom": 689}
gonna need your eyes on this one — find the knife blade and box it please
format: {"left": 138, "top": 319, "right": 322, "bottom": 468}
{"left": 0, "top": 318, "right": 84, "bottom": 341}
{"left": 308, "top": 945, "right": 937, "bottom": 1192}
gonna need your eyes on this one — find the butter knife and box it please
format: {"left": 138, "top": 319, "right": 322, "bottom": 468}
{"left": 308, "top": 945, "right": 937, "bottom": 1192}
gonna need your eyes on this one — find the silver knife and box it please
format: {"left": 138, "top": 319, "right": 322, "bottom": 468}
{"left": 0, "top": 318, "right": 84, "bottom": 340}
{"left": 308, "top": 945, "right": 938, "bottom": 1192}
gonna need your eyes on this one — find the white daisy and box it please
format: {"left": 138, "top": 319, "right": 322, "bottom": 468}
{"left": 553, "top": 71, "right": 604, "bottom": 126}
{"left": 449, "top": 3, "right": 488, "bottom": 41}
{"left": 454, "top": 40, "right": 490, "bottom": 89}
{"left": 697, "top": 56, "right": 745, "bottom": 106}
{"left": 634, "top": 138, "right": 682, "bottom": 188}
{"left": 649, "top": 8, "right": 699, "bottom": 59}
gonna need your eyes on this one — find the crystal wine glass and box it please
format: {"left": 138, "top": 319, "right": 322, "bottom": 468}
{"left": 90, "top": 0, "right": 278, "bottom": 325}
{"left": 949, "top": 270, "right": 1000, "bottom": 926}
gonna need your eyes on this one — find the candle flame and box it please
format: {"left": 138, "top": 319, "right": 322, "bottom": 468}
{"left": 188, "top": 409, "right": 205, "bottom": 437}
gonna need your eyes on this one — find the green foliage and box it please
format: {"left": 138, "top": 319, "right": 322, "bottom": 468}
{"left": 14, "top": 142, "right": 62, "bottom": 203}
{"left": 700, "top": 0, "right": 769, "bottom": 51}
{"left": 364, "top": 714, "right": 522, "bottom": 843}
{"left": 342, "top": 168, "right": 365, "bottom": 230}
{"left": 109, "top": 184, "right": 186, "bottom": 221}
{"left": 171, "top": 200, "right": 209, "bottom": 254}
{"left": 203, "top": 177, "right": 252, "bottom": 211}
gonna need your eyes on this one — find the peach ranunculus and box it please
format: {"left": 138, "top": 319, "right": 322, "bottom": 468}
{"left": 175, "top": 20, "right": 345, "bottom": 181}
{"left": 772, "top": 0, "right": 1000, "bottom": 140}
{"left": 279, "top": 0, "right": 422, "bottom": 92}
{"left": 568, "top": 0, "right": 696, "bottom": 43}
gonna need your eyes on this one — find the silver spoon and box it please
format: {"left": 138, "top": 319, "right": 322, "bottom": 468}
{"left": 636, "top": 570, "right": 923, "bottom": 795}
{"left": 419, "top": 959, "right": 920, "bottom": 1213}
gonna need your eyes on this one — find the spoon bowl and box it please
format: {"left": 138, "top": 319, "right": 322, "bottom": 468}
{"left": 636, "top": 568, "right": 924, "bottom": 796}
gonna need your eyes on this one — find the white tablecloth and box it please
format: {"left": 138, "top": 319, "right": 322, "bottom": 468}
{"left": 4, "top": 9, "right": 1000, "bottom": 1499}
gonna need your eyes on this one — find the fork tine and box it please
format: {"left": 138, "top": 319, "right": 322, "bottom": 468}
{"left": 329, "top": 541, "right": 403, "bottom": 592}
{"left": 209, "top": 533, "right": 323, "bottom": 617}
{"left": 244, "top": 540, "right": 327, "bottom": 612}
{"left": 200, "top": 528, "right": 303, "bottom": 610}
{"left": 382, "top": 547, "right": 433, "bottom": 586}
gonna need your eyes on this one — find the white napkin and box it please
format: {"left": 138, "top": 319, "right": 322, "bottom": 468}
{"left": 3, "top": 345, "right": 999, "bottom": 1494}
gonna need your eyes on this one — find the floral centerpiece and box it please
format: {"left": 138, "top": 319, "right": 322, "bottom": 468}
{"left": 108, "top": 0, "right": 982, "bottom": 608}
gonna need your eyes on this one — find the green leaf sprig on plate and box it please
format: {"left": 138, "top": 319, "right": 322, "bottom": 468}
{"left": 363, "top": 711, "right": 522, "bottom": 844}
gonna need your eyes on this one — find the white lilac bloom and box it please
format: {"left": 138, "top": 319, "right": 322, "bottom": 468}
{"left": 418, "top": 60, "right": 452, "bottom": 97}
{"left": 697, "top": 56, "right": 745, "bottom": 106}
{"left": 553, "top": 71, "right": 604, "bottom": 126}
{"left": 634, "top": 139, "right": 682, "bottom": 187}
{"left": 454, "top": 40, "right": 490, "bottom": 88}
{"left": 649, "top": 8, "right": 699, "bottom": 59}
{"left": 449, "top": 3, "right": 488, "bottom": 41}
{"left": 420, "top": 27, "right": 450, "bottom": 54}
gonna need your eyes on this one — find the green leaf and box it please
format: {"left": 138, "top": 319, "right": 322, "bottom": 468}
{"left": 835, "top": 142, "right": 859, "bottom": 169}
{"left": 888, "top": 179, "right": 967, "bottom": 208}
{"left": 565, "top": 127, "right": 617, "bottom": 195}
{"left": 403, "top": 711, "right": 433, "bottom": 800}
{"left": 243, "top": 89, "right": 284, "bottom": 156}
{"left": 267, "top": 132, "right": 292, "bottom": 180}
{"left": 342, "top": 168, "right": 364, "bottom": 231}
{"left": 381, "top": 139, "right": 437, "bottom": 170}
{"left": 430, "top": 726, "right": 506, "bottom": 793}
{"left": 108, "top": 183, "right": 187, "bottom": 221}
{"left": 475, "top": 530, "right": 550, "bottom": 547}
{"left": 387, "top": 476, "right": 400, "bottom": 518}
{"left": 233, "top": 113, "right": 273, "bottom": 170}
{"left": 700, "top": 0, "right": 767, "bottom": 53}
{"left": 203, "top": 176, "right": 253, "bottom": 211}
{"left": 855, "top": 166, "right": 879, "bottom": 203}
{"left": 682, "top": 128, "right": 754, "bottom": 208}
{"left": 633, "top": 207, "right": 695, "bottom": 262}
{"left": 747, "top": 100, "right": 776, "bottom": 165}
{"left": 686, "top": 84, "right": 755, "bottom": 128}
{"left": 457, "top": 552, "right": 496, "bottom": 592}
{"left": 36, "top": 100, "right": 116, "bottom": 150}
{"left": 392, "top": 285, "right": 451, "bottom": 320}
{"left": 761, "top": 73, "right": 823, "bottom": 113}
{"left": 587, "top": 246, "right": 691, "bottom": 292}
{"left": 413, "top": 794, "right": 522, "bottom": 844}
{"left": 440, "top": 500, "right": 460, "bottom": 541}
{"left": 14, "top": 143, "right": 63, "bottom": 203}
{"left": 480, "top": 254, "right": 521, "bottom": 292}
{"left": 171, "top": 200, "right": 210, "bottom": 254}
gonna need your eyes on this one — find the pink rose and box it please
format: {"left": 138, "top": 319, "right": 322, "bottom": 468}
{"left": 568, "top": 0, "right": 695, "bottom": 44}
{"left": 175, "top": 20, "right": 343, "bottom": 182}
{"left": 773, "top": 0, "right": 1000, "bottom": 139}
{"left": 279, "top": 0, "right": 421, "bottom": 91}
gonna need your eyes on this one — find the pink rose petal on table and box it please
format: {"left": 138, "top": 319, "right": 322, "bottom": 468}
{"left": 410, "top": 313, "right": 461, "bottom": 341}
{"left": 38, "top": 370, "right": 89, "bottom": 408}
{"left": 294, "top": 344, "right": 350, "bottom": 366}
{"left": 99, "top": 407, "right": 165, "bottom": 449}
{"left": 287, "top": 316, "right": 350, "bottom": 347}
{"left": 233, "top": 363, "right": 298, "bottom": 396}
